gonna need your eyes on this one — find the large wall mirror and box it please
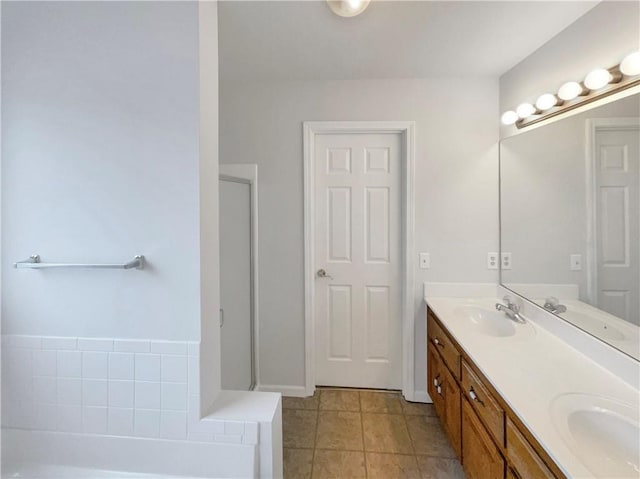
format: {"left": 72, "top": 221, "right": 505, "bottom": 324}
{"left": 500, "top": 92, "right": 640, "bottom": 361}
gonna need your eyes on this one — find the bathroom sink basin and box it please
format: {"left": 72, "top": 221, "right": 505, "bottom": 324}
{"left": 551, "top": 393, "right": 640, "bottom": 478}
{"left": 454, "top": 305, "right": 532, "bottom": 338}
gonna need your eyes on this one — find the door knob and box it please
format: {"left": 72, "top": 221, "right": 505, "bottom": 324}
{"left": 317, "top": 269, "right": 333, "bottom": 279}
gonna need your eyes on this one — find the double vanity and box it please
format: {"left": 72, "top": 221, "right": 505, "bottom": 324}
{"left": 424, "top": 290, "right": 639, "bottom": 479}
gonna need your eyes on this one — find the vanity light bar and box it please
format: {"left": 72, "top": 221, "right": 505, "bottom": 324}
{"left": 502, "top": 50, "right": 640, "bottom": 129}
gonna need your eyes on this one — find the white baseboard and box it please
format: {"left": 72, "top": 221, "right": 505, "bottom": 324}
{"left": 256, "top": 384, "right": 308, "bottom": 398}
{"left": 257, "top": 384, "right": 433, "bottom": 403}
{"left": 412, "top": 390, "right": 432, "bottom": 404}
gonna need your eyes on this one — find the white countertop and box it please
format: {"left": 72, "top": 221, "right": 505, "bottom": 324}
{"left": 425, "top": 296, "right": 640, "bottom": 479}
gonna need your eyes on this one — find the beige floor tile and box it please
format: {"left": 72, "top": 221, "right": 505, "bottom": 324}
{"left": 401, "top": 399, "right": 437, "bottom": 417}
{"left": 360, "top": 391, "right": 403, "bottom": 414}
{"left": 316, "top": 411, "right": 364, "bottom": 451}
{"left": 406, "top": 416, "right": 456, "bottom": 458}
{"left": 284, "top": 448, "right": 314, "bottom": 479}
{"left": 415, "top": 455, "right": 466, "bottom": 479}
{"left": 284, "top": 391, "right": 320, "bottom": 410}
{"left": 312, "top": 450, "right": 366, "bottom": 479}
{"left": 319, "top": 389, "right": 361, "bottom": 412}
{"left": 366, "top": 453, "right": 422, "bottom": 479}
{"left": 362, "top": 413, "right": 413, "bottom": 454}
{"left": 284, "top": 409, "right": 318, "bottom": 449}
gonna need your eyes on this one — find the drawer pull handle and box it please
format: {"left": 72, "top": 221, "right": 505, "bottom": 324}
{"left": 433, "top": 375, "right": 443, "bottom": 396}
{"left": 433, "top": 337, "right": 445, "bottom": 348}
{"left": 469, "top": 388, "right": 484, "bottom": 406}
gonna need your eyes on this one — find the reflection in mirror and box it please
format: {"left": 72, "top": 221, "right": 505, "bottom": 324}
{"left": 500, "top": 92, "right": 640, "bottom": 360}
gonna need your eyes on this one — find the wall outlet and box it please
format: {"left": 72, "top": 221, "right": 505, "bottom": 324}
{"left": 419, "top": 253, "right": 430, "bottom": 269}
{"left": 570, "top": 254, "right": 582, "bottom": 271}
{"left": 501, "top": 252, "right": 512, "bottom": 270}
{"left": 487, "top": 252, "right": 499, "bottom": 270}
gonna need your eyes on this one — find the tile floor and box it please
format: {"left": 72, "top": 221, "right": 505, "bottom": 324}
{"left": 283, "top": 387, "right": 467, "bottom": 479}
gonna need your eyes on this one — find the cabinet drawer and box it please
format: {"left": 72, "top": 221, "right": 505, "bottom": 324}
{"left": 428, "top": 312, "right": 461, "bottom": 379}
{"left": 462, "top": 360, "right": 504, "bottom": 446}
{"left": 507, "top": 419, "right": 556, "bottom": 479}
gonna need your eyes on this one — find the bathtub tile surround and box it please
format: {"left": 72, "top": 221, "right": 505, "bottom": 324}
{"left": 1, "top": 335, "right": 258, "bottom": 446}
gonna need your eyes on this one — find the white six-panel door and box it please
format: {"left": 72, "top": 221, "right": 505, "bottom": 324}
{"left": 314, "top": 133, "right": 402, "bottom": 389}
{"left": 595, "top": 126, "right": 640, "bottom": 325}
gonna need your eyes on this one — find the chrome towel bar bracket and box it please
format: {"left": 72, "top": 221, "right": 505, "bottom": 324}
{"left": 14, "top": 254, "right": 145, "bottom": 270}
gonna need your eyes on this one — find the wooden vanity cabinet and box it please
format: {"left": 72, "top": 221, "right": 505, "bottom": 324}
{"left": 462, "top": 399, "right": 504, "bottom": 479}
{"left": 427, "top": 341, "right": 461, "bottom": 459}
{"left": 427, "top": 310, "right": 565, "bottom": 479}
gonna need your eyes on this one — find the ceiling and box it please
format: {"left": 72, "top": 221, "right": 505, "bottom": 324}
{"left": 218, "top": 0, "right": 600, "bottom": 81}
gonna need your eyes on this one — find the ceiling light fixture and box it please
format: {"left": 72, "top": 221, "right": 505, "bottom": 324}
{"left": 501, "top": 50, "right": 640, "bottom": 129}
{"left": 327, "top": 0, "right": 371, "bottom": 17}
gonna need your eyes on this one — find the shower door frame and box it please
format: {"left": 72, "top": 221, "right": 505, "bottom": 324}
{"left": 219, "top": 164, "right": 259, "bottom": 391}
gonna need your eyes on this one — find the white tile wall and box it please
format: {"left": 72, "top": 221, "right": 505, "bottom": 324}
{"left": 1, "top": 335, "right": 259, "bottom": 446}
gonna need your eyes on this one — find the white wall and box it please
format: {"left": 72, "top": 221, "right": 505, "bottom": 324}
{"left": 197, "top": 0, "right": 222, "bottom": 414}
{"left": 500, "top": 1, "right": 640, "bottom": 139}
{"left": 219, "top": 77, "right": 499, "bottom": 394}
{"left": 1, "top": 2, "right": 200, "bottom": 341}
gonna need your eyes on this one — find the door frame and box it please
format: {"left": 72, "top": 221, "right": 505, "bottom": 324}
{"left": 585, "top": 118, "right": 640, "bottom": 307}
{"left": 303, "top": 121, "right": 416, "bottom": 399}
{"left": 219, "top": 164, "right": 259, "bottom": 390}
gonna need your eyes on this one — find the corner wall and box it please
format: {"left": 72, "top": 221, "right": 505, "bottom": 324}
{"left": 219, "top": 77, "right": 499, "bottom": 396}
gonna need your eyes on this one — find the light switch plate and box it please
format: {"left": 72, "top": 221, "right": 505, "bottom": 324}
{"left": 570, "top": 254, "right": 582, "bottom": 271}
{"left": 501, "top": 252, "right": 512, "bottom": 270}
{"left": 419, "top": 253, "right": 430, "bottom": 269}
{"left": 487, "top": 253, "right": 499, "bottom": 270}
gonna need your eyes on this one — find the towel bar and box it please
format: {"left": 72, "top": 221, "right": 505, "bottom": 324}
{"left": 14, "top": 254, "right": 145, "bottom": 270}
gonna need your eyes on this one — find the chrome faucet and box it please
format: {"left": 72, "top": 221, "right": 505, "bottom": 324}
{"left": 543, "top": 296, "right": 567, "bottom": 314}
{"left": 495, "top": 296, "right": 526, "bottom": 323}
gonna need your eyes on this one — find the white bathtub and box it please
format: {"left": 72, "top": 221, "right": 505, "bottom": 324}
{"left": 2, "top": 463, "right": 201, "bottom": 478}
{"left": 2, "top": 429, "right": 257, "bottom": 479}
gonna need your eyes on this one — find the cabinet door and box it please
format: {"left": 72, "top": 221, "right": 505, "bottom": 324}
{"left": 507, "top": 419, "right": 556, "bottom": 479}
{"left": 462, "top": 400, "right": 504, "bottom": 479}
{"left": 442, "top": 365, "right": 461, "bottom": 460}
{"left": 427, "top": 342, "right": 445, "bottom": 419}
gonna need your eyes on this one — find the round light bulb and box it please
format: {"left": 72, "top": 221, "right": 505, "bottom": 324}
{"left": 535, "top": 93, "right": 559, "bottom": 111}
{"left": 348, "top": 0, "right": 362, "bottom": 9}
{"left": 501, "top": 111, "right": 518, "bottom": 125}
{"left": 584, "top": 68, "right": 612, "bottom": 90}
{"left": 516, "top": 103, "right": 536, "bottom": 119}
{"left": 558, "top": 81, "right": 583, "bottom": 101}
{"left": 620, "top": 51, "right": 640, "bottom": 76}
